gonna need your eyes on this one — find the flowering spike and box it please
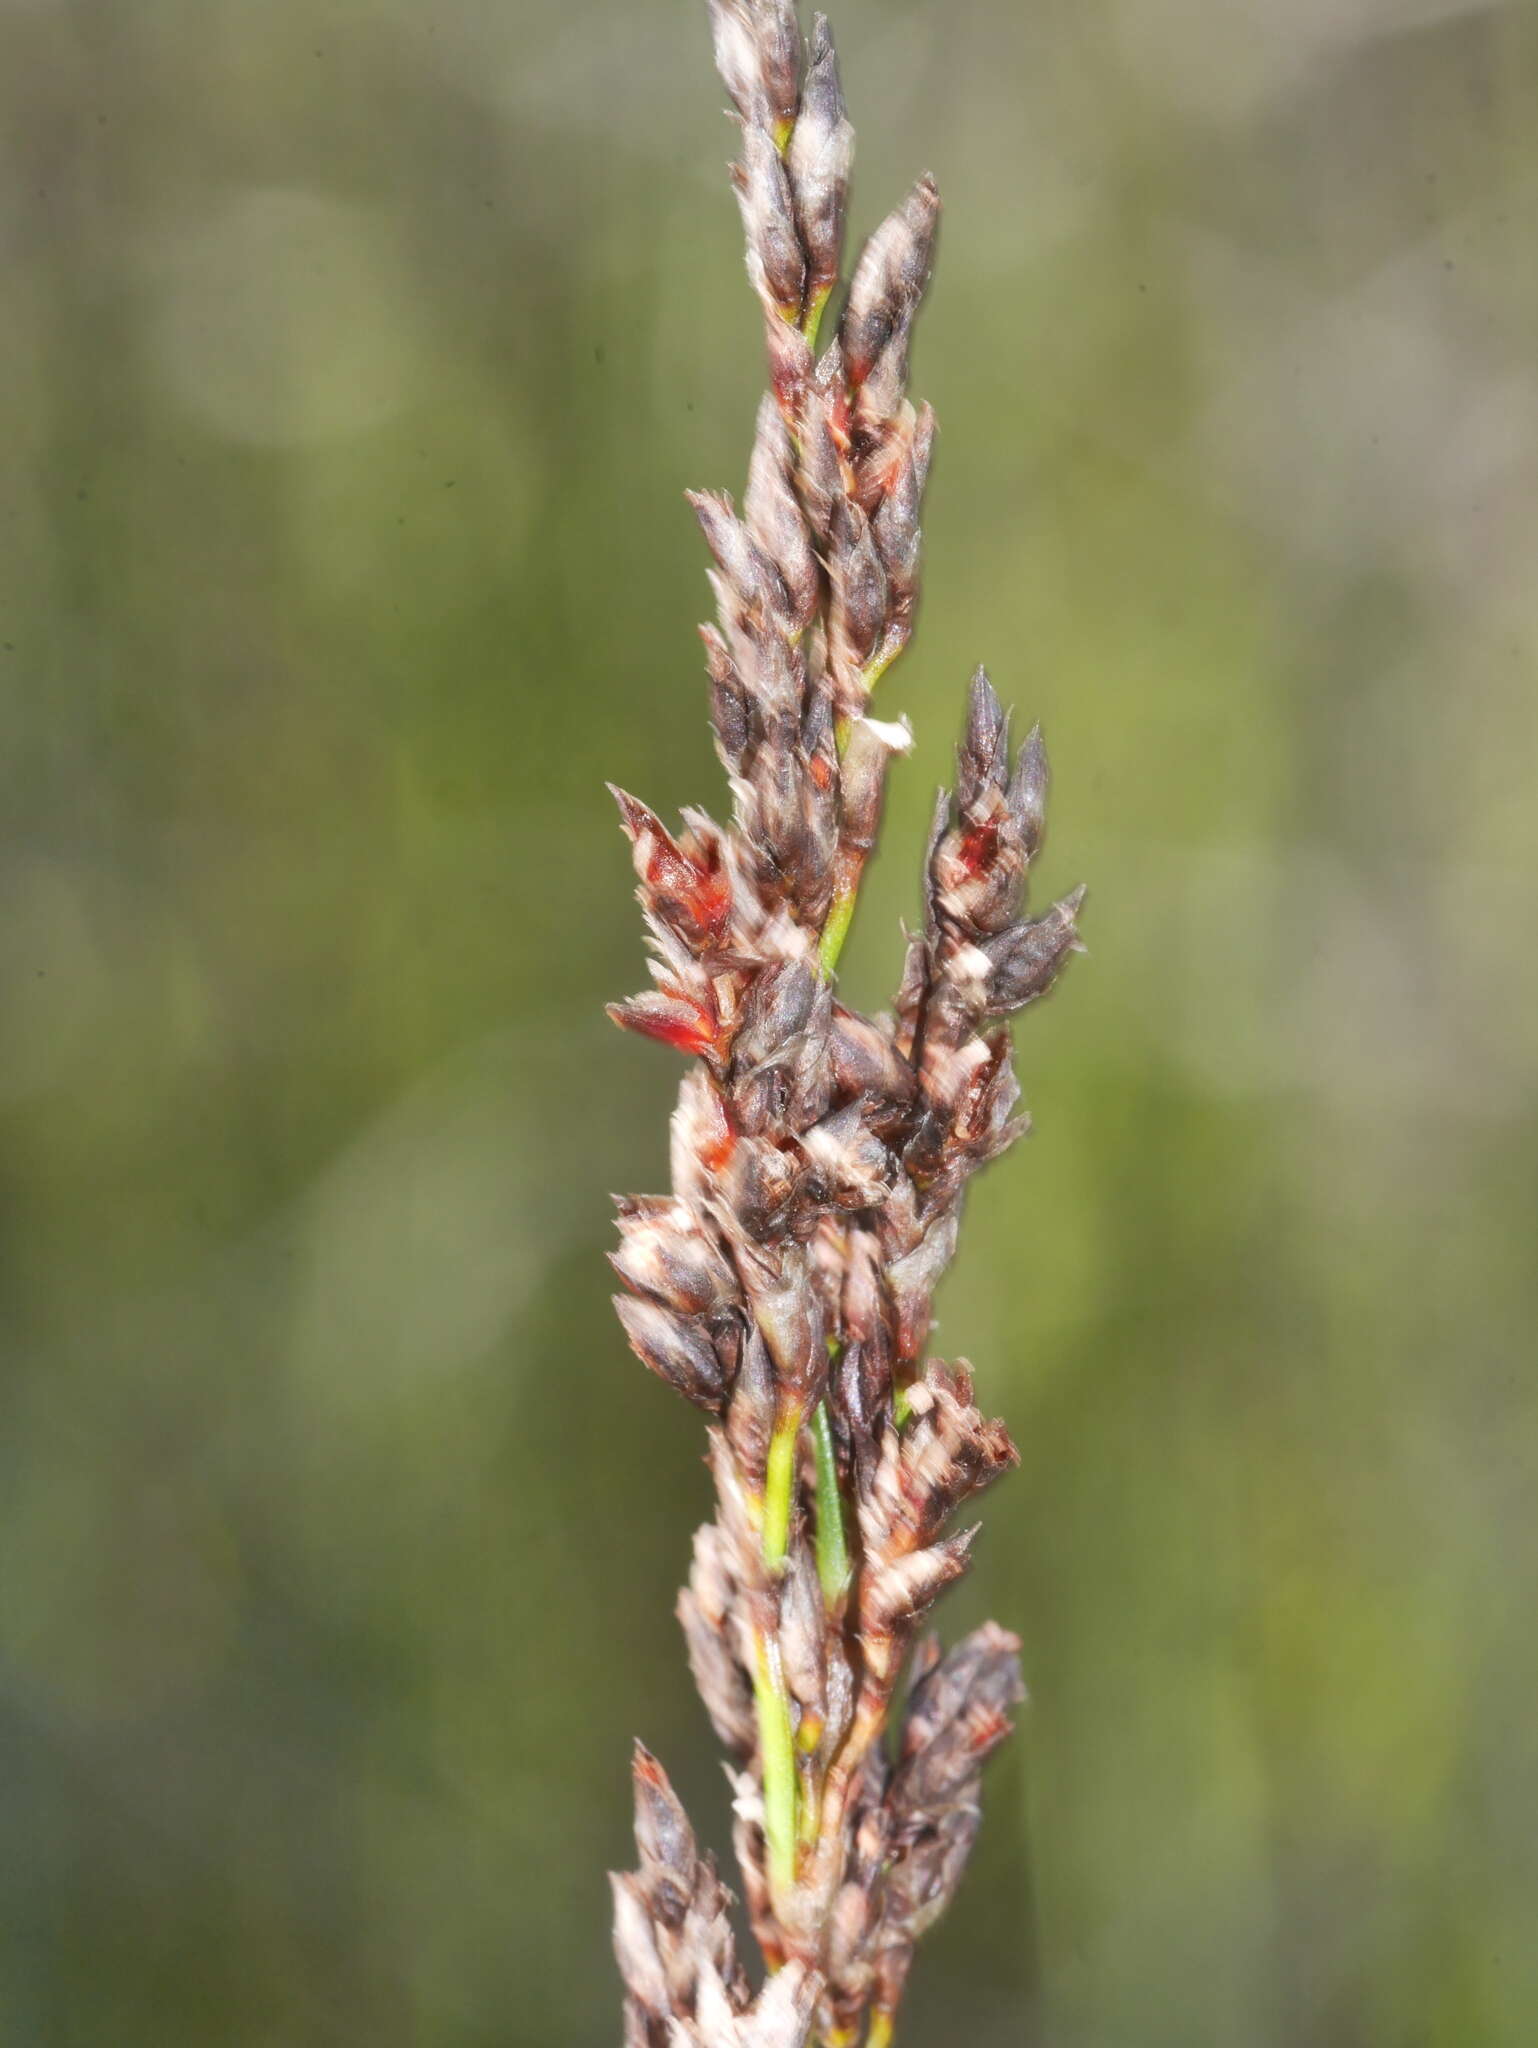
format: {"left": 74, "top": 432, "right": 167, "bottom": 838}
{"left": 605, "top": 5, "right": 1085, "bottom": 2041}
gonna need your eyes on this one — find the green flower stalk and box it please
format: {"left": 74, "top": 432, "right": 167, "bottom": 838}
{"left": 607, "top": 7, "right": 1084, "bottom": 2043}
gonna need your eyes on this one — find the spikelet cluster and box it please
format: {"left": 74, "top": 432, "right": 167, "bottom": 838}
{"left": 607, "top": 7, "right": 1083, "bottom": 2043}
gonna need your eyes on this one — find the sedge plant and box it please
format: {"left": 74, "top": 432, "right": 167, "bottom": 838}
{"left": 606, "top": 6, "right": 1084, "bottom": 2043}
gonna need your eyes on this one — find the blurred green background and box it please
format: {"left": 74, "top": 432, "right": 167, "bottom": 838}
{"left": 3, "top": 0, "right": 1536, "bottom": 2042}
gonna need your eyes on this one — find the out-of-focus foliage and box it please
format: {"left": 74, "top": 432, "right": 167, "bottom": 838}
{"left": 1, "top": 1, "right": 1535, "bottom": 2042}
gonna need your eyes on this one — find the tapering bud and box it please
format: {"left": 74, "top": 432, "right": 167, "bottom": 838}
{"left": 611, "top": 1199, "right": 738, "bottom": 1316}
{"left": 787, "top": 16, "right": 854, "bottom": 301}
{"left": 840, "top": 176, "right": 941, "bottom": 389}
{"left": 735, "top": 124, "right": 807, "bottom": 321}
{"left": 795, "top": 371, "right": 846, "bottom": 541}
{"left": 983, "top": 886, "right": 1087, "bottom": 1013}
{"left": 611, "top": 788, "right": 734, "bottom": 949}
{"left": 733, "top": 958, "right": 820, "bottom": 1073}
{"left": 613, "top": 1293, "right": 730, "bottom": 1412}
{"left": 1009, "top": 723, "right": 1049, "bottom": 860}
{"left": 829, "top": 1008, "right": 917, "bottom": 1124}
{"left": 779, "top": 1543, "right": 826, "bottom": 1711}
{"left": 728, "top": 1231, "right": 825, "bottom": 1403}
{"left": 893, "top": 1621, "right": 1025, "bottom": 1810}
{"left": 869, "top": 403, "right": 934, "bottom": 607}
{"left": 689, "top": 489, "right": 790, "bottom": 634}
{"left": 758, "top": 0, "right": 802, "bottom": 135}
{"left": 726, "top": 1324, "right": 777, "bottom": 1487}
{"left": 608, "top": 989, "right": 720, "bottom": 1059}
{"left": 883, "top": 1206, "right": 959, "bottom": 1365}
{"left": 631, "top": 1743, "right": 699, "bottom": 1929}
{"left": 707, "top": 2, "right": 799, "bottom": 135}
{"left": 701, "top": 623, "right": 751, "bottom": 771}
{"left": 956, "top": 668, "right": 1010, "bottom": 815}
{"left": 862, "top": 1527, "right": 975, "bottom": 1637}
{"left": 745, "top": 396, "right": 819, "bottom": 630}
{"left": 722, "top": 1130, "right": 802, "bottom": 1241}
{"left": 707, "top": 0, "right": 766, "bottom": 120}
{"left": 679, "top": 1523, "right": 757, "bottom": 1758}
{"left": 828, "top": 500, "right": 888, "bottom": 682}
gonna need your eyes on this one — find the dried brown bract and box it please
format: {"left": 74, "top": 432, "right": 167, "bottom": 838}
{"left": 606, "top": 6, "right": 1083, "bottom": 2043}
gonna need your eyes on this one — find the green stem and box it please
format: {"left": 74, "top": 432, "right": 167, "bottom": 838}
{"left": 816, "top": 653, "right": 904, "bottom": 980}
{"left": 802, "top": 281, "right": 833, "bottom": 350}
{"left": 818, "top": 885, "right": 859, "bottom": 979}
{"left": 762, "top": 1410, "right": 801, "bottom": 1571}
{"left": 811, "top": 1400, "right": 851, "bottom": 1603}
{"left": 753, "top": 1633, "right": 798, "bottom": 1899}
